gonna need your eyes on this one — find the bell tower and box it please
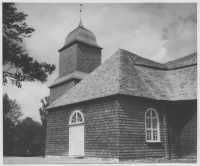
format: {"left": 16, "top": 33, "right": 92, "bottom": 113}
{"left": 49, "top": 19, "right": 102, "bottom": 104}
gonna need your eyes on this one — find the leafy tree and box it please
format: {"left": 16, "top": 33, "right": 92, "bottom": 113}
{"left": 38, "top": 96, "right": 49, "bottom": 155}
{"left": 3, "top": 93, "right": 23, "bottom": 124}
{"left": 3, "top": 93, "right": 23, "bottom": 155}
{"left": 3, "top": 93, "right": 46, "bottom": 156}
{"left": 39, "top": 96, "right": 49, "bottom": 131}
{"left": 14, "top": 117, "right": 45, "bottom": 156}
{"left": 3, "top": 3, "right": 56, "bottom": 88}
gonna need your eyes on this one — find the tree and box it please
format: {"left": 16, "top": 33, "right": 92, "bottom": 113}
{"left": 3, "top": 93, "right": 23, "bottom": 155}
{"left": 38, "top": 96, "right": 49, "bottom": 155}
{"left": 3, "top": 93, "right": 23, "bottom": 124}
{"left": 39, "top": 96, "right": 49, "bottom": 131}
{"left": 14, "top": 117, "right": 45, "bottom": 156}
{"left": 3, "top": 3, "right": 56, "bottom": 88}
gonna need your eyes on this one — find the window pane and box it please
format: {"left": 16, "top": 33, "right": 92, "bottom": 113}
{"left": 152, "top": 111, "right": 156, "bottom": 117}
{"left": 146, "top": 118, "right": 151, "bottom": 128}
{"left": 152, "top": 118, "right": 157, "bottom": 128}
{"left": 147, "top": 130, "right": 151, "bottom": 140}
{"left": 77, "top": 112, "right": 83, "bottom": 122}
{"left": 146, "top": 109, "right": 159, "bottom": 141}
{"left": 71, "top": 114, "right": 76, "bottom": 123}
{"left": 153, "top": 130, "right": 157, "bottom": 140}
{"left": 146, "top": 111, "right": 151, "bottom": 117}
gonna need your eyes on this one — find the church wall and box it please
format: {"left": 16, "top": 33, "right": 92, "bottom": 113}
{"left": 117, "top": 96, "right": 197, "bottom": 160}
{"left": 117, "top": 96, "right": 168, "bottom": 160}
{"left": 45, "top": 108, "right": 68, "bottom": 156}
{"left": 76, "top": 43, "right": 101, "bottom": 73}
{"left": 59, "top": 44, "right": 78, "bottom": 77}
{"left": 59, "top": 43, "right": 101, "bottom": 78}
{"left": 46, "top": 94, "right": 197, "bottom": 159}
{"left": 167, "top": 100, "right": 197, "bottom": 159}
{"left": 45, "top": 96, "right": 120, "bottom": 158}
{"left": 49, "top": 79, "right": 78, "bottom": 104}
{"left": 166, "top": 108, "right": 181, "bottom": 158}
{"left": 180, "top": 111, "right": 197, "bottom": 159}
{"left": 84, "top": 98, "right": 119, "bottom": 158}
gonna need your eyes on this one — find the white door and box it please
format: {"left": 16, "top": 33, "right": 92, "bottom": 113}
{"left": 69, "top": 125, "right": 84, "bottom": 157}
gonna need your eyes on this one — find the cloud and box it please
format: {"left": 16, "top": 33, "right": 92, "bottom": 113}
{"left": 159, "top": 15, "right": 197, "bottom": 62}
{"left": 161, "top": 28, "right": 168, "bottom": 41}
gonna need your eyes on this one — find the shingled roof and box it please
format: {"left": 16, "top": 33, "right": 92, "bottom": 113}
{"left": 59, "top": 20, "right": 102, "bottom": 51}
{"left": 164, "top": 52, "right": 197, "bottom": 69}
{"left": 47, "top": 49, "right": 197, "bottom": 109}
{"left": 49, "top": 71, "right": 89, "bottom": 88}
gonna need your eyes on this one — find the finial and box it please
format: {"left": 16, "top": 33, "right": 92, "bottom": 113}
{"left": 80, "top": 4, "right": 83, "bottom": 20}
{"left": 79, "top": 4, "right": 83, "bottom": 27}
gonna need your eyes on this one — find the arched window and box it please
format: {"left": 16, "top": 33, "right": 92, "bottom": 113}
{"left": 69, "top": 110, "right": 84, "bottom": 125}
{"left": 145, "top": 108, "right": 160, "bottom": 142}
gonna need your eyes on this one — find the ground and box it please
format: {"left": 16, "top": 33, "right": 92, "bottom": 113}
{"left": 3, "top": 157, "right": 197, "bottom": 164}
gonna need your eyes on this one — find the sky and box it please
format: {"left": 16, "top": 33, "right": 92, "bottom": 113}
{"left": 3, "top": 2, "right": 197, "bottom": 122}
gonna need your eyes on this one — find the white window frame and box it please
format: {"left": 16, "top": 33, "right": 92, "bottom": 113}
{"left": 69, "top": 110, "right": 84, "bottom": 125}
{"left": 145, "top": 108, "right": 161, "bottom": 142}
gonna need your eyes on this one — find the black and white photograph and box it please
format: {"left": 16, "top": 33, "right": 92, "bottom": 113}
{"left": 2, "top": 0, "right": 198, "bottom": 164}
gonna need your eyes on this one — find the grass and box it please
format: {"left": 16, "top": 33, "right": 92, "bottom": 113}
{"left": 3, "top": 156, "right": 197, "bottom": 164}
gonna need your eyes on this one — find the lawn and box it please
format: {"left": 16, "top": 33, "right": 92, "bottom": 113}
{"left": 3, "top": 156, "right": 197, "bottom": 164}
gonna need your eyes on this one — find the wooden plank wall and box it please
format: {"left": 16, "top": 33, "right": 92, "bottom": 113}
{"left": 117, "top": 96, "right": 167, "bottom": 160}
{"left": 49, "top": 80, "right": 76, "bottom": 104}
{"left": 76, "top": 43, "right": 101, "bottom": 73}
{"left": 45, "top": 108, "right": 69, "bottom": 156}
{"left": 166, "top": 100, "right": 197, "bottom": 159}
{"left": 180, "top": 112, "right": 197, "bottom": 159}
{"left": 45, "top": 97, "right": 119, "bottom": 158}
{"left": 45, "top": 94, "right": 197, "bottom": 159}
{"left": 84, "top": 100, "right": 119, "bottom": 158}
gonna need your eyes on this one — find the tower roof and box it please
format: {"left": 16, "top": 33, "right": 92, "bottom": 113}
{"left": 59, "top": 19, "right": 102, "bottom": 51}
{"left": 47, "top": 49, "right": 197, "bottom": 110}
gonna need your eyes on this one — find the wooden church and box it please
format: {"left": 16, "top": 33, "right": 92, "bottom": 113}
{"left": 45, "top": 19, "right": 197, "bottom": 161}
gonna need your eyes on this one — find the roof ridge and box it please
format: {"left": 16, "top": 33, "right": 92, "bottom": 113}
{"left": 76, "top": 25, "right": 79, "bottom": 42}
{"left": 118, "top": 49, "right": 157, "bottom": 99}
{"left": 164, "top": 52, "right": 197, "bottom": 64}
{"left": 119, "top": 48, "right": 168, "bottom": 69}
{"left": 118, "top": 48, "right": 124, "bottom": 94}
{"left": 164, "top": 52, "right": 197, "bottom": 69}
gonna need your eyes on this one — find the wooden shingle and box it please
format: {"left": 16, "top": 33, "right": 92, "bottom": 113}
{"left": 47, "top": 49, "right": 197, "bottom": 109}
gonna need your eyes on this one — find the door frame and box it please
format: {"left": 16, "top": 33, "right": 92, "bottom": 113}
{"left": 68, "top": 110, "right": 85, "bottom": 157}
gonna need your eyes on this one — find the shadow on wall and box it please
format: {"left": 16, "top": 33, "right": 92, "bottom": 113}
{"left": 167, "top": 100, "right": 197, "bottom": 159}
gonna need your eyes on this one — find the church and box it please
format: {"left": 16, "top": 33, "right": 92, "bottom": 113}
{"left": 45, "top": 18, "right": 197, "bottom": 161}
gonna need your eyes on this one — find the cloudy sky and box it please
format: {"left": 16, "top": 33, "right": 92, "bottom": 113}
{"left": 3, "top": 2, "right": 197, "bottom": 122}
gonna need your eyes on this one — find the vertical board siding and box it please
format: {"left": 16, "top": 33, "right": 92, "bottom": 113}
{"left": 118, "top": 96, "right": 166, "bottom": 160}
{"left": 163, "top": 110, "right": 170, "bottom": 158}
